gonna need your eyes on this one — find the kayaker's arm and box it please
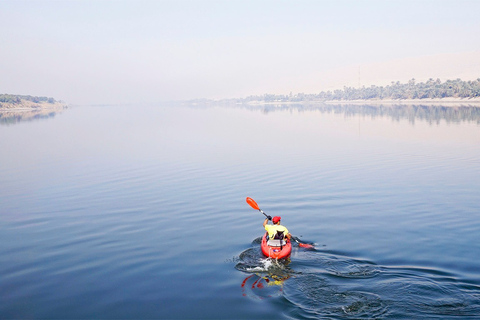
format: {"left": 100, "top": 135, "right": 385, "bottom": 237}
{"left": 263, "top": 215, "right": 272, "bottom": 227}
{"left": 263, "top": 218, "right": 269, "bottom": 227}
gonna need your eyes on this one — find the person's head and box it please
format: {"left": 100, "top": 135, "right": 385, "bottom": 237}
{"left": 272, "top": 216, "right": 281, "bottom": 224}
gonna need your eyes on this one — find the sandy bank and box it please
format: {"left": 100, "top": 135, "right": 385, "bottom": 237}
{"left": 0, "top": 101, "right": 67, "bottom": 111}
{"left": 0, "top": 102, "right": 67, "bottom": 124}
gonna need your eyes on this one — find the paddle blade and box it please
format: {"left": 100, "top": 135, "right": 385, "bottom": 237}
{"left": 246, "top": 197, "right": 260, "bottom": 210}
{"left": 293, "top": 236, "right": 315, "bottom": 249}
{"left": 298, "top": 243, "right": 315, "bottom": 249}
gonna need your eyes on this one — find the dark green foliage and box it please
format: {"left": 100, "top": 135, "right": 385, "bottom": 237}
{"left": 0, "top": 94, "right": 57, "bottom": 104}
{"left": 243, "top": 78, "right": 480, "bottom": 102}
{"left": 0, "top": 94, "right": 21, "bottom": 103}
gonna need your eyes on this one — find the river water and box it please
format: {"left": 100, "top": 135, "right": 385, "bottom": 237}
{"left": 1, "top": 103, "right": 479, "bottom": 319}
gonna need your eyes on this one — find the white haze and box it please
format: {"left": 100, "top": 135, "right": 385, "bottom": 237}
{"left": 1, "top": 0, "right": 479, "bottom": 105}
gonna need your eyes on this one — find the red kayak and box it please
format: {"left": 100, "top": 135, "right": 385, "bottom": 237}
{"left": 261, "top": 232, "right": 292, "bottom": 259}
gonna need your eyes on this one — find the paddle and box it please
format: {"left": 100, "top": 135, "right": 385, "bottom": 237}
{"left": 246, "top": 197, "right": 314, "bottom": 249}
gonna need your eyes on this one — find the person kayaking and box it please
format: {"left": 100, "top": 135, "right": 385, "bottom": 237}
{"left": 246, "top": 197, "right": 314, "bottom": 256}
{"left": 263, "top": 215, "right": 291, "bottom": 241}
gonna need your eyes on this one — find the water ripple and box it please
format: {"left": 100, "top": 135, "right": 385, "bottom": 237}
{"left": 235, "top": 239, "right": 480, "bottom": 318}
{"left": 284, "top": 274, "right": 388, "bottom": 319}
{"left": 293, "top": 250, "right": 382, "bottom": 279}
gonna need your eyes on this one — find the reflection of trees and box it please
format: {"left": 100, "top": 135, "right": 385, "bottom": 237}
{"left": 0, "top": 110, "right": 60, "bottom": 125}
{"left": 187, "top": 101, "right": 480, "bottom": 125}
{"left": 328, "top": 104, "right": 480, "bottom": 125}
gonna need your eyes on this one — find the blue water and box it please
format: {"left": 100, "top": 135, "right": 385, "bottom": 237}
{"left": 1, "top": 103, "right": 480, "bottom": 319}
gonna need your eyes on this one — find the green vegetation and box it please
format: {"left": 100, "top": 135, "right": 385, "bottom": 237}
{"left": 242, "top": 78, "right": 480, "bottom": 103}
{"left": 0, "top": 94, "right": 57, "bottom": 104}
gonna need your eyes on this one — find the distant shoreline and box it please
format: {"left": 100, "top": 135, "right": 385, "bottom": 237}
{"left": 0, "top": 93, "right": 67, "bottom": 112}
{"left": 239, "top": 78, "right": 480, "bottom": 107}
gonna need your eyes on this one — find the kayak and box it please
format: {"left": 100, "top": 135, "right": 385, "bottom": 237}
{"left": 261, "top": 232, "right": 292, "bottom": 259}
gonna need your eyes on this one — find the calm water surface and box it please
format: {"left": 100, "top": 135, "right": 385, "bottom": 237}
{"left": 1, "top": 103, "right": 480, "bottom": 319}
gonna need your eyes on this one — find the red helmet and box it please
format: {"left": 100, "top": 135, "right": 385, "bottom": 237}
{"left": 272, "top": 216, "right": 281, "bottom": 224}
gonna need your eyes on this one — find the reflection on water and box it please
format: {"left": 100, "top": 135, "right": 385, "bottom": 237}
{"left": 191, "top": 101, "right": 480, "bottom": 124}
{"left": 0, "top": 107, "right": 65, "bottom": 125}
{"left": 1, "top": 103, "right": 479, "bottom": 319}
{"left": 235, "top": 239, "right": 388, "bottom": 318}
{"left": 236, "top": 238, "right": 292, "bottom": 301}
{"left": 235, "top": 239, "right": 480, "bottom": 319}
{"left": 285, "top": 273, "right": 388, "bottom": 319}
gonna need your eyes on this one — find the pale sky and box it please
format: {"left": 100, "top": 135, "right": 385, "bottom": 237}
{"left": 1, "top": 0, "right": 480, "bottom": 105}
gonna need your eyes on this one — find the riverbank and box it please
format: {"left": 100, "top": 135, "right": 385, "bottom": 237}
{"left": 0, "top": 101, "right": 67, "bottom": 125}
{"left": 0, "top": 100, "right": 66, "bottom": 110}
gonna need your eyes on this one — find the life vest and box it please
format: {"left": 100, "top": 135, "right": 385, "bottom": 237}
{"left": 265, "top": 224, "right": 289, "bottom": 240}
{"left": 266, "top": 228, "right": 288, "bottom": 247}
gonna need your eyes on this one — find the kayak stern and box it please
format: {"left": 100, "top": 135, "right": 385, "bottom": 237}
{"left": 261, "top": 233, "right": 292, "bottom": 259}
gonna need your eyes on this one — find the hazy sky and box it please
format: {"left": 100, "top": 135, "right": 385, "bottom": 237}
{"left": 1, "top": 0, "right": 480, "bottom": 105}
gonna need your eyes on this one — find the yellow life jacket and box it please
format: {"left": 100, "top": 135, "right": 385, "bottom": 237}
{"left": 264, "top": 224, "right": 289, "bottom": 240}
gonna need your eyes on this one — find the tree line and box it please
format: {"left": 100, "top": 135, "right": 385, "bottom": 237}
{"left": 0, "top": 94, "right": 57, "bottom": 104}
{"left": 242, "top": 78, "right": 480, "bottom": 102}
